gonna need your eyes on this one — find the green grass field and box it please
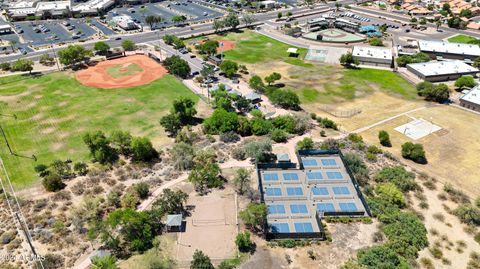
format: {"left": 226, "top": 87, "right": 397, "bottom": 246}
{"left": 0, "top": 73, "right": 197, "bottom": 188}
{"left": 447, "top": 34, "right": 479, "bottom": 44}
{"left": 106, "top": 63, "right": 144, "bottom": 78}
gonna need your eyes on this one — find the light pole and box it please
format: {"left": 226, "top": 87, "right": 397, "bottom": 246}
{"left": 156, "top": 30, "right": 163, "bottom": 60}
{"left": 50, "top": 41, "right": 61, "bottom": 71}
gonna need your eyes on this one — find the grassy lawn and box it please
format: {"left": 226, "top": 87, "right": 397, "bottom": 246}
{"left": 106, "top": 63, "right": 144, "bottom": 78}
{"left": 447, "top": 34, "right": 479, "bottom": 44}
{"left": 189, "top": 30, "right": 309, "bottom": 66}
{"left": 0, "top": 73, "right": 198, "bottom": 188}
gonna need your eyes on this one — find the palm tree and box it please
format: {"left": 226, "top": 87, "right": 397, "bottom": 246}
{"left": 436, "top": 20, "right": 442, "bottom": 31}
{"left": 9, "top": 40, "right": 16, "bottom": 52}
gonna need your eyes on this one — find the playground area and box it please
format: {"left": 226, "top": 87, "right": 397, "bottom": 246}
{"left": 175, "top": 189, "right": 238, "bottom": 263}
{"left": 75, "top": 55, "right": 168, "bottom": 89}
{"left": 303, "top": 29, "right": 365, "bottom": 43}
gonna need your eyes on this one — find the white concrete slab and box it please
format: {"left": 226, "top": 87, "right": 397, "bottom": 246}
{"left": 394, "top": 118, "right": 442, "bottom": 140}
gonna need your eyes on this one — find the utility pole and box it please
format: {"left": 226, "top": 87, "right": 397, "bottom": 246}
{"left": 50, "top": 41, "right": 61, "bottom": 71}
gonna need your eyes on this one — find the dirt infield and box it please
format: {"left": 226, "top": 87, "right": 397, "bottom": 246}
{"left": 217, "top": 40, "right": 235, "bottom": 52}
{"left": 75, "top": 55, "right": 168, "bottom": 89}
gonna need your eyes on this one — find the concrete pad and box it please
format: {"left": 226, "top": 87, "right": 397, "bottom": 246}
{"left": 394, "top": 118, "right": 442, "bottom": 140}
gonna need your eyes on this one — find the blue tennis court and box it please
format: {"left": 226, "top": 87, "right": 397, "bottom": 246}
{"left": 333, "top": 186, "right": 350, "bottom": 195}
{"left": 286, "top": 187, "right": 304, "bottom": 196}
{"left": 294, "top": 222, "right": 314, "bottom": 233}
{"left": 326, "top": 171, "right": 343, "bottom": 180}
{"left": 317, "top": 202, "right": 335, "bottom": 212}
{"left": 290, "top": 204, "right": 308, "bottom": 214}
{"left": 271, "top": 223, "right": 290, "bottom": 233}
{"left": 306, "top": 171, "right": 323, "bottom": 180}
{"left": 264, "top": 173, "right": 279, "bottom": 181}
{"left": 339, "top": 202, "right": 358, "bottom": 212}
{"left": 268, "top": 204, "right": 286, "bottom": 214}
{"left": 265, "top": 188, "right": 282, "bottom": 196}
{"left": 312, "top": 187, "right": 329, "bottom": 195}
{"left": 321, "top": 159, "right": 337, "bottom": 166}
{"left": 283, "top": 172, "right": 299, "bottom": 181}
{"left": 302, "top": 159, "right": 318, "bottom": 167}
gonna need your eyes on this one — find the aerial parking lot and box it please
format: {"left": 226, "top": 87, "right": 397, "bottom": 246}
{"left": 14, "top": 19, "right": 96, "bottom": 46}
{"left": 108, "top": 1, "right": 223, "bottom": 29}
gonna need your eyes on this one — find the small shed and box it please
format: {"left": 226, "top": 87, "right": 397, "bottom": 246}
{"left": 208, "top": 55, "right": 223, "bottom": 65}
{"left": 245, "top": 92, "right": 262, "bottom": 103}
{"left": 166, "top": 214, "right": 183, "bottom": 232}
{"left": 276, "top": 153, "right": 290, "bottom": 162}
{"left": 287, "top": 47, "right": 299, "bottom": 57}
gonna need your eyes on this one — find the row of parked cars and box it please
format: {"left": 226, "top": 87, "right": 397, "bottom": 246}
{"left": 342, "top": 12, "right": 370, "bottom": 22}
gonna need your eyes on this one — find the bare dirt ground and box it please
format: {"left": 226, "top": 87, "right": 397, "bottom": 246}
{"left": 75, "top": 55, "right": 168, "bottom": 89}
{"left": 174, "top": 187, "right": 238, "bottom": 263}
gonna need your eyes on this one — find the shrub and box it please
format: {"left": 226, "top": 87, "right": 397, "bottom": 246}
{"left": 453, "top": 204, "right": 480, "bottom": 225}
{"left": 378, "top": 130, "right": 391, "bottom": 147}
{"left": 133, "top": 182, "right": 150, "bottom": 199}
{"left": 455, "top": 75, "right": 477, "bottom": 89}
{"left": 235, "top": 231, "right": 253, "bottom": 252}
{"left": 375, "top": 183, "right": 406, "bottom": 208}
{"left": 42, "top": 173, "right": 65, "bottom": 192}
{"left": 367, "top": 145, "right": 381, "bottom": 154}
{"left": 401, "top": 142, "right": 427, "bottom": 164}
{"left": 317, "top": 117, "right": 338, "bottom": 130}
{"left": 268, "top": 89, "right": 301, "bottom": 110}
{"left": 220, "top": 131, "right": 241, "bottom": 143}
{"left": 347, "top": 133, "right": 363, "bottom": 143}
{"left": 296, "top": 137, "right": 314, "bottom": 150}
{"left": 271, "top": 129, "right": 288, "bottom": 143}
{"left": 374, "top": 166, "right": 416, "bottom": 192}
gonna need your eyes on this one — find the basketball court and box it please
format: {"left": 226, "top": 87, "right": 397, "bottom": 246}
{"left": 394, "top": 118, "right": 442, "bottom": 140}
{"left": 175, "top": 189, "right": 238, "bottom": 263}
{"left": 75, "top": 54, "right": 168, "bottom": 89}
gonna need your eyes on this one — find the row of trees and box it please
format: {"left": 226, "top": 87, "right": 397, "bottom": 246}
{"left": 416, "top": 81, "right": 450, "bottom": 103}
{"left": 212, "top": 12, "right": 255, "bottom": 32}
{"left": 249, "top": 74, "right": 301, "bottom": 110}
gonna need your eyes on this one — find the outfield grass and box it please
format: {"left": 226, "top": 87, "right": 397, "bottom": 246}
{"left": 447, "top": 34, "right": 479, "bottom": 44}
{"left": 0, "top": 73, "right": 198, "bottom": 188}
{"left": 106, "top": 63, "right": 144, "bottom": 78}
{"left": 190, "top": 30, "right": 309, "bottom": 66}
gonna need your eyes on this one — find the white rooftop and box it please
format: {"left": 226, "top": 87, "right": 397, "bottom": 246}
{"left": 418, "top": 40, "right": 480, "bottom": 57}
{"left": 352, "top": 46, "right": 392, "bottom": 60}
{"left": 407, "top": 60, "right": 479, "bottom": 77}
{"left": 461, "top": 85, "right": 480, "bottom": 105}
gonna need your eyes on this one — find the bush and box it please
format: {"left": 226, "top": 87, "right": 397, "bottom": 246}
{"left": 401, "top": 142, "right": 427, "bottom": 164}
{"left": 455, "top": 75, "right": 477, "bottom": 89}
{"left": 343, "top": 153, "right": 369, "bottom": 186}
{"left": 271, "top": 129, "right": 288, "bottom": 143}
{"left": 296, "top": 137, "right": 314, "bottom": 150}
{"left": 378, "top": 130, "right": 391, "bottom": 147}
{"left": 416, "top": 81, "right": 450, "bottom": 103}
{"left": 162, "top": 55, "right": 191, "bottom": 78}
{"left": 453, "top": 204, "right": 480, "bottom": 226}
{"left": 268, "top": 89, "right": 301, "bottom": 110}
{"left": 235, "top": 231, "right": 253, "bottom": 252}
{"left": 375, "top": 183, "right": 406, "bottom": 208}
{"left": 203, "top": 109, "right": 239, "bottom": 134}
{"left": 134, "top": 182, "right": 150, "bottom": 199}
{"left": 42, "top": 173, "right": 65, "bottom": 192}
{"left": 357, "top": 245, "right": 409, "bottom": 268}
{"left": 367, "top": 145, "right": 381, "bottom": 154}
{"left": 317, "top": 117, "right": 338, "bottom": 130}
{"left": 374, "top": 166, "right": 416, "bottom": 192}
{"left": 220, "top": 131, "right": 241, "bottom": 143}
{"left": 396, "top": 52, "right": 431, "bottom": 67}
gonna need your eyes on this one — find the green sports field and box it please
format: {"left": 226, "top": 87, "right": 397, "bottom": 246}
{"left": 0, "top": 73, "right": 198, "bottom": 188}
{"left": 447, "top": 34, "right": 479, "bottom": 44}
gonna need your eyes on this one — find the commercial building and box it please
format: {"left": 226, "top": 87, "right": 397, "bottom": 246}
{"left": 406, "top": 61, "right": 479, "bottom": 82}
{"left": 460, "top": 85, "right": 480, "bottom": 112}
{"left": 0, "top": 24, "right": 13, "bottom": 34}
{"left": 258, "top": 150, "right": 369, "bottom": 240}
{"left": 111, "top": 15, "right": 137, "bottom": 30}
{"left": 417, "top": 40, "right": 480, "bottom": 61}
{"left": 352, "top": 46, "right": 393, "bottom": 67}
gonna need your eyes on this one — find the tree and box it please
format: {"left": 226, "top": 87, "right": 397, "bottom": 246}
{"left": 83, "top": 131, "right": 118, "bottom": 164}
{"left": 455, "top": 75, "right": 477, "bottom": 89}
{"left": 163, "top": 55, "right": 191, "bottom": 78}
{"left": 39, "top": 53, "right": 54, "bottom": 66}
{"left": 173, "top": 97, "right": 197, "bottom": 124}
{"left": 378, "top": 130, "right": 391, "bottom": 147}
{"left": 264, "top": 72, "right": 281, "bottom": 85}
{"left": 91, "top": 254, "right": 118, "bottom": 269}
{"left": 357, "top": 245, "right": 409, "bottom": 269}
{"left": 160, "top": 113, "right": 182, "bottom": 136}
{"left": 296, "top": 137, "right": 314, "bottom": 150}
{"left": 368, "top": 37, "right": 383, "bottom": 46}
{"left": 121, "top": 40, "right": 136, "bottom": 51}
{"left": 416, "top": 81, "right": 449, "bottom": 103}
{"left": 375, "top": 166, "right": 416, "bottom": 192}
{"left": 435, "top": 20, "right": 442, "bottom": 30}
{"left": 170, "top": 142, "right": 195, "bottom": 170}
{"left": 110, "top": 131, "right": 132, "bottom": 156}
{"left": 203, "top": 108, "right": 239, "bottom": 134}
{"left": 145, "top": 15, "right": 163, "bottom": 29}
{"left": 213, "top": 18, "right": 224, "bottom": 32}
{"left": 219, "top": 60, "right": 239, "bottom": 78}
{"left": 200, "top": 64, "right": 215, "bottom": 78}
{"left": 12, "top": 59, "right": 34, "bottom": 73}
{"left": 235, "top": 95, "right": 251, "bottom": 113}
{"left": 396, "top": 52, "right": 430, "bottom": 67}
{"left": 58, "top": 45, "right": 92, "bottom": 66}
{"left": 249, "top": 75, "right": 265, "bottom": 92}
{"left": 131, "top": 137, "right": 158, "bottom": 162}
{"left": 235, "top": 231, "right": 253, "bottom": 252}
{"left": 234, "top": 168, "right": 251, "bottom": 195}
{"left": 340, "top": 52, "right": 359, "bottom": 67}
{"left": 401, "top": 142, "right": 426, "bottom": 164}
{"left": 42, "top": 173, "right": 65, "bottom": 192}
{"left": 196, "top": 40, "right": 219, "bottom": 56}
{"left": 224, "top": 12, "right": 240, "bottom": 30}
{"left": 242, "top": 14, "right": 256, "bottom": 27}
{"left": 271, "top": 128, "right": 288, "bottom": 143}
{"left": 188, "top": 150, "right": 222, "bottom": 193}
{"left": 151, "top": 189, "right": 188, "bottom": 217}
{"left": 243, "top": 139, "right": 273, "bottom": 162}
{"left": 268, "top": 89, "right": 300, "bottom": 110}
{"left": 460, "top": 9, "right": 473, "bottom": 18}
{"left": 172, "top": 15, "right": 187, "bottom": 25}
{"left": 94, "top": 41, "right": 110, "bottom": 55}
{"left": 51, "top": 159, "right": 72, "bottom": 178}
{"left": 239, "top": 203, "right": 267, "bottom": 231}
{"left": 190, "top": 250, "right": 214, "bottom": 269}
{"left": 74, "top": 162, "right": 88, "bottom": 176}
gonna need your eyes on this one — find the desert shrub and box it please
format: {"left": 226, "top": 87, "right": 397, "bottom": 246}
{"left": 270, "top": 128, "right": 288, "bottom": 143}
{"left": 378, "top": 130, "right": 392, "bottom": 147}
{"left": 42, "top": 173, "right": 65, "bottom": 192}
{"left": 401, "top": 142, "right": 427, "bottom": 164}
{"left": 347, "top": 133, "right": 363, "bottom": 143}
{"left": 220, "top": 131, "right": 241, "bottom": 143}
{"left": 374, "top": 166, "right": 416, "bottom": 192}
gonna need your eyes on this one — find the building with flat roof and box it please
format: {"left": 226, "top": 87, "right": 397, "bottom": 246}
{"left": 418, "top": 40, "right": 480, "bottom": 61}
{"left": 258, "top": 150, "right": 370, "bottom": 240}
{"left": 352, "top": 46, "right": 393, "bottom": 67}
{"left": 460, "top": 85, "right": 480, "bottom": 112}
{"left": 406, "top": 61, "right": 479, "bottom": 82}
{"left": 112, "top": 15, "right": 137, "bottom": 30}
